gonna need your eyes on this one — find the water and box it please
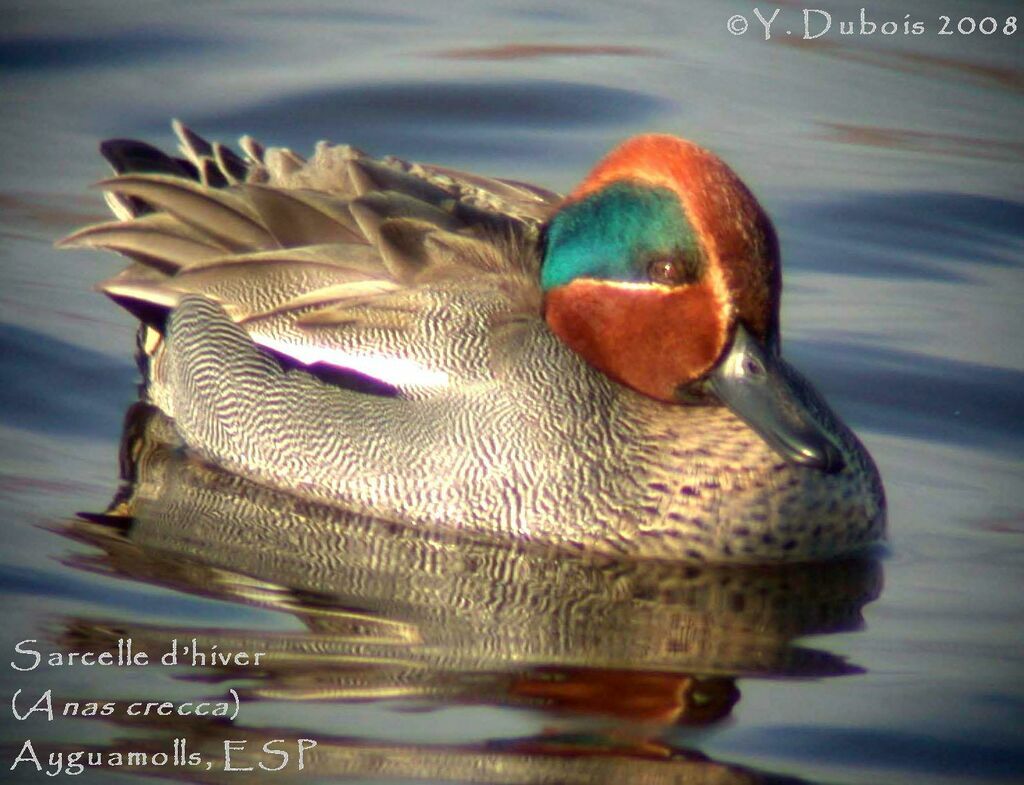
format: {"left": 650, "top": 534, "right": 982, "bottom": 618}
{"left": 1, "top": 1, "right": 1022, "bottom": 782}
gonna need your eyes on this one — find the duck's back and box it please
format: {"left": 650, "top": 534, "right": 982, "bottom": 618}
{"left": 69, "top": 123, "right": 563, "bottom": 394}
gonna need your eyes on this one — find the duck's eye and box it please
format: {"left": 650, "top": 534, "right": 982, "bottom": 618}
{"left": 647, "top": 257, "right": 686, "bottom": 285}
{"left": 743, "top": 357, "right": 765, "bottom": 378}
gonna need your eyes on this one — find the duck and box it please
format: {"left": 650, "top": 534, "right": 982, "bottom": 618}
{"left": 61, "top": 121, "right": 885, "bottom": 563}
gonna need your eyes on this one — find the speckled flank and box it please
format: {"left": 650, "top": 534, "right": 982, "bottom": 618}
{"left": 150, "top": 295, "right": 882, "bottom": 563}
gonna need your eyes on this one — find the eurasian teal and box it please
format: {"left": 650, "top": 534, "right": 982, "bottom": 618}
{"left": 62, "top": 122, "right": 885, "bottom": 562}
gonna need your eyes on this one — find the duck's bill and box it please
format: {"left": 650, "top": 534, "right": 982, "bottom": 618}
{"left": 703, "top": 324, "right": 845, "bottom": 474}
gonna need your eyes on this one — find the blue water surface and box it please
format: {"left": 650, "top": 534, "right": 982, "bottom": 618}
{"left": 1, "top": 2, "right": 1022, "bottom": 784}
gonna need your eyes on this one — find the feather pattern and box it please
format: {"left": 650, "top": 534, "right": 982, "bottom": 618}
{"left": 64, "top": 123, "right": 552, "bottom": 390}
{"left": 61, "top": 122, "right": 885, "bottom": 563}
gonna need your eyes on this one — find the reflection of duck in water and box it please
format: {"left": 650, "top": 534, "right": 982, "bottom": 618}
{"left": 58, "top": 402, "right": 882, "bottom": 784}
{"left": 63, "top": 122, "right": 884, "bottom": 562}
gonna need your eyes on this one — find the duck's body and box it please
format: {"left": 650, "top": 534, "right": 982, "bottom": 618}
{"left": 64, "top": 123, "right": 884, "bottom": 563}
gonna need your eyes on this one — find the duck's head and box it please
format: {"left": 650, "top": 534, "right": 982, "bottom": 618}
{"left": 542, "top": 134, "right": 844, "bottom": 473}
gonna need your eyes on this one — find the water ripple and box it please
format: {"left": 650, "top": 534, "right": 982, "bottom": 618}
{"left": 191, "top": 79, "right": 671, "bottom": 164}
{"left": 0, "top": 322, "right": 135, "bottom": 440}
{"left": 782, "top": 191, "right": 1024, "bottom": 282}
{"left": 0, "top": 33, "right": 216, "bottom": 71}
{"left": 793, "top": 340, "right": 1024, "bottom": 455}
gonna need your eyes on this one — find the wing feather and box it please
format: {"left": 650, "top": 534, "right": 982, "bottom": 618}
{"left": 63, "top": 122, "right": 552, "bottom": 395}
{"left": 96, "top": 175, "right": 273, "bottom": 251}
{"left": 58, "top": 212, "right": 227, "bottom": 272}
